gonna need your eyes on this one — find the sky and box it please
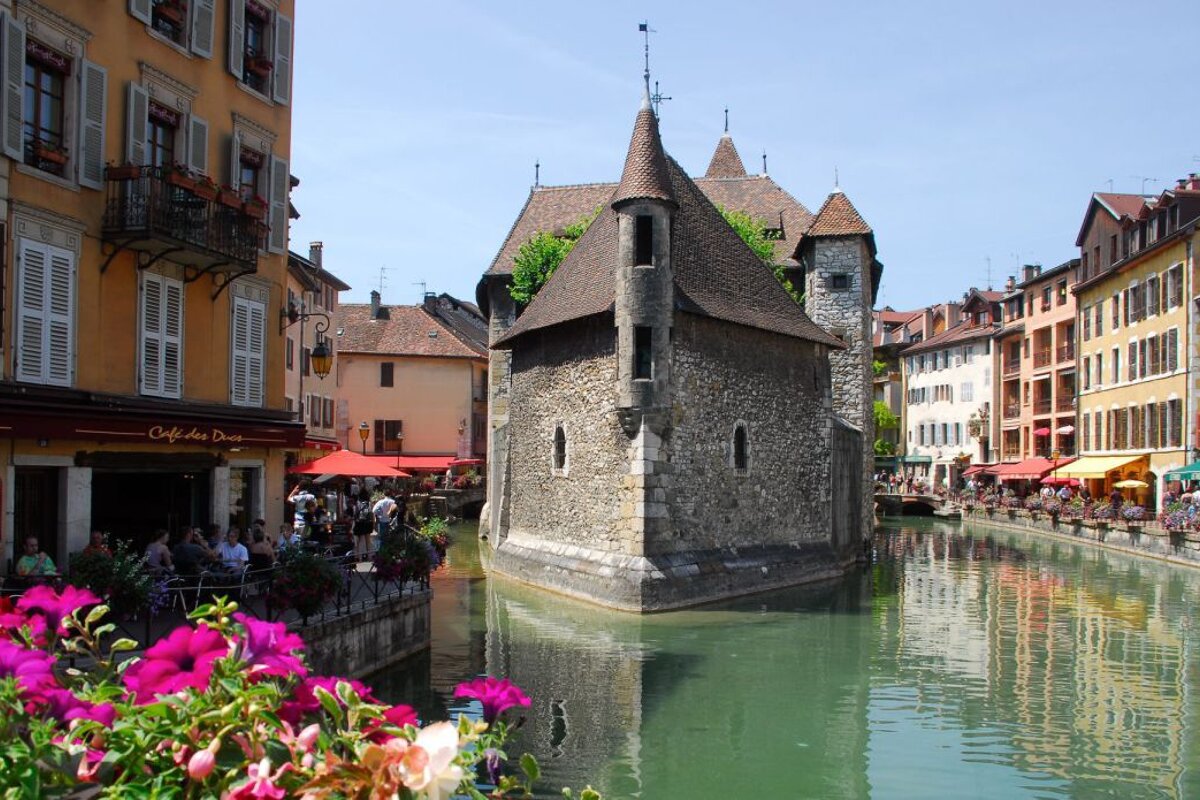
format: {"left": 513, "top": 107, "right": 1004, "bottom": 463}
{"left": 289, "top": 0, "right": 1200, "bottom": 313}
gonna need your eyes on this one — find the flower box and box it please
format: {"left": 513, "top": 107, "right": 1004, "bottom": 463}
{"left": 34, "top": 143, "right": 67, "bottom": 165}
{"left": 106, "top": 163, "right": 141, "bottom": 180}
{"left": 243, "top": 200, "right": 267, "bottom": 220}
{"left": 153, "top": 2, "right": 184, "bottom": 26}
{"left": 246, "top": 56, "right": 274, "bottom": 79}
{"left": 217, "top": 189, "right": 243, "bottom": 209}
{"left": 166, "top": 169, "right": 194, "bottom": 190}
{"left": 191, "top": 181, "right": 218, "bottom": 201}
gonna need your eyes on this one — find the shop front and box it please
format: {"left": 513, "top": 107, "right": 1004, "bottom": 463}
{"left": 1055, "top": 455, "right": 1150, "bottom": 506}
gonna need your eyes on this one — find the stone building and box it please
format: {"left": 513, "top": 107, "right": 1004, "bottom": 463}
{"left": 480, "top": 91, "right": 863, "bottom": 611}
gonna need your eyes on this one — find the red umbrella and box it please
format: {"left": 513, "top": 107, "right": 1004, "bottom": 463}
{"left": 288, "top": 450, "right": 411, "bottom": 478}
{"left": 1040, "top": 476, "right": 1080, "bottom": 487}
{"left": 1033, "top": 427, "right": 1051, "bottom": 436}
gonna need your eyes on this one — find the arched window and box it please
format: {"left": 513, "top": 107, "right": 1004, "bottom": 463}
{"left": 733, "top": 423, "right": 749, "bottom": 472}
{"left": 553, "top": 425, "right": 566, "bottom": 471}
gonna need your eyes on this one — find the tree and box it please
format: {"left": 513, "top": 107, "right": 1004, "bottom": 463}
{"left": 718, "top": 207, "right": 802, "bottom": 304}
{"left": 509, "top": 207, "right": 601, "bottom": 305}
{"left": 874, "top": 400, "right": 899, "bottom": 455}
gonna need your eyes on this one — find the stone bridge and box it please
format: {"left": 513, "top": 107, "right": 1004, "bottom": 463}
{"left": 874, "top": 492, "right": 953, "bottom": 517}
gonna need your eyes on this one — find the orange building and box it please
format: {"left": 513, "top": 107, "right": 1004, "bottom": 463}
{"left": 0, "top": 0, "right": 298, "bottom": 567}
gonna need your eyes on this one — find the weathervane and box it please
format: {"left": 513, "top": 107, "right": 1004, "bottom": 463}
{"left": 639, "top": 21, "right": 670, "bottom": 118}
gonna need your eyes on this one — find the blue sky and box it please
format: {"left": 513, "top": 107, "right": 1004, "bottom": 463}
{"left": 290, "top": 0, "right": 1200, "bottom": 312}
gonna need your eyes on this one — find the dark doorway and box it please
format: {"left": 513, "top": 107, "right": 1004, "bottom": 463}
{"left": 13, "top": 467, "right": 59, "bottom": 568}
{"left": 91, "top": 471, "right": 210, "bottom": 549}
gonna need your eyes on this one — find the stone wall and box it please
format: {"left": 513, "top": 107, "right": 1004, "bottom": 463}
{"left": 301, "top": 591, "right": 431, "bottom": 679}
{"left": 482, "top": 280, "right": 516, "bottom": 544}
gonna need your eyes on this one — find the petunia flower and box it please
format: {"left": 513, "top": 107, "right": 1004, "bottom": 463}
{"left": 0, "top": 598, "right": 47, "bottom": 644}
{"left": 364, "top": 703, "right": 421, "bottom": 743}
{"left": 398, "top": 722, "right": 464, "bottom": 800}
{"left": 122, "top": 624, "right": 229, "bottom": 703}
{"left": 17, "top": 585, "right": 101, "bottom": 635}
{"left": 278, "top": 675, "right": 376, "bottom": 725}
{"left": 225, "top": 757, "right": 289, "bottom": 799}
{"left": 232, "top": 613, "right": 307, "bottom": 678}
{"left": 43, "top": 688, "right": 116, "bottom": 727}
{"left": 453, "top": 676, "right": 531, "bottom": 724}
{"left": 0, "top": 638, "right": 57, "bottom": 695}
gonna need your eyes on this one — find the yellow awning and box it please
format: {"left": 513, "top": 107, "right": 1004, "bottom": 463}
{"left": 1055, "top": 455, "right": 1145, "bottom": 479}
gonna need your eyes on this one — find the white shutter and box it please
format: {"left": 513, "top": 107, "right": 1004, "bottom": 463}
{"left": 228, "top": 0, "right": 245, "bottom": 79}
{"left": 268, "top": 154, "right": 288, "bottom": 253}
{"left": 15, "top": 242, "right": 47, "bottom": 382}
{"left": 247, "top": 300, "right": 264, "bottom": 406}
{"left": 1, "top": 13, "right": 25, "bottom": 160}
{"left": 126, "top": 82, "right": 149, "bottom": 166}
{"left": 272, "top": 13, "right": 292, "bottom": 105}
{"left": 128, "top": 0, "right": 152, "bottom": 24}
{"left": 229, "top": 131, "right": 241, "bottom": 190}
{"left": 190, "top": 0, "right": 215, "bottom": 58}
{"left": 188, "top": 114, "right": 208, "bottom": 175}
{"left": 230, "top": 296, "right": 250, "bottom": 405}
{"left": 163, "top": 277, "right": 184, "bottom": 396}
{"left": 78, "top": 61, "right": 107, "bottom": 190}
{"left": 140, "top": 274, "right": 163, "bottom": 396}
{"left": 45, "top": 246, "right": 74, "bottom": 386}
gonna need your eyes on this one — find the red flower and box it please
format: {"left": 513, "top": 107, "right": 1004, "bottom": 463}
{"left": 122, "top": 624, "right": 228, "bottom": 703}
{"left": 43, "top": 688, "right": 116, "bottom": 727}
{"left": 233, "top": 613, "right": 307, "bottom": 679}
{"left": 453, "top": 676, "right": 530, "bottom": 724}
{"left": 17, "top": 585, "right": 101, "bottom": 635}
{"left": 278, "top": 675, "right": 376, "bottom": 725}
{"left": 0, "top": 638, "right": 56, "bottom": 695}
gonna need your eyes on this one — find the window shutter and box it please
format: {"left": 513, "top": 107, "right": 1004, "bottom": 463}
{"left": 78, "top": 61, "right": 107, "bottom": 190}
{"left": 268, "top": 155, "right": 288, "bottom": 253}
{"left": 190, "top": 0, "right": 215, "bottom": 58}
{"left": 15, "top": 241, "right": 47, "bottom": 382}
{"left": 374, "top": 420, "right": 384, "bottom": 453}
{"left": 128, "top": 0, "right": 152, "bottom": 24}
{"left": 187, "top": 114, "right": 208, "bottom": 175}
{"left": 228, "top": 0, "right": 245, "bottom": 78}
{"left": 230, "top": 296, "right": 250, "bottom": 405}
{"left": 45, "top": 246, "right": 74, "bottom": 386}
{"left": 1168, "top": 328, "right": 1179, "bottom": 372}
{"left": 163, "top": 277, "right": 184, "bottom": 396}
{"left": 1128, "top": 342, "right": 1136, "bottom": 382}
{"left": 140, "top": 274, "right": 163, "bottom": 396}
{"left": 247, "top": 300, "right": 264, "bottom": 406}
{"left": 126, "top": 82, "right": 149, "bottom": 166}
{"left": 228, "top": 131, "right": 241, "bottom": 190}
{"left": 1, "top": 13, "right": 25, "bottom": 160}
{"left": 272, "top": 13, "right": 292, "bottom": 105}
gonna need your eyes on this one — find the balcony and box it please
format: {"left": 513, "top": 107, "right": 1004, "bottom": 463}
{"left": 1032, "top": 350, "right": 1052, "bottom": 368}
{"left": 1002, "top": 448, "right": 1022, "bottom": 460}
{"left": 1033, "top": 398, "right": 1052, "bottom": 415}
{"left": 1002, "top": 360, "right": 1020, "bottom": 377}
{"left": 1056, "top": 344, "right": 1075, "bottom": 363}
{"left": 1003, "top": 402, "right": 1021, "bottom": 419}
{"left": 101, "top": 165, "right": 263, "bottom": 279}
{"left": 1055, "top": 395, "right": 1074, "bottom": 412}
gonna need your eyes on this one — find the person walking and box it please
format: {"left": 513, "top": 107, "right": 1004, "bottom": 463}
{"left": 352, "top": 490, "right": 375, "bottom": 561}
{"left": 373, "top": 490, "right": 398, "bottom": 537}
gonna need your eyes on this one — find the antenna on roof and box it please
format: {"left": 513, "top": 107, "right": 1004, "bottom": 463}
{"left": 378, "top": 266, "right": 392, "bottom": 296}
{"left": 761, "top": 149, "right": 768, "bottom": 176}
{"left": 412, "top": 281, "right": 427, "bottom": 301}
{"left": 723, "top": 106, "right": 729, "bottom": 133}
{"left": 985, "top": 256, "right": 992, "bottom": 292}
{"left": 639, "top": 21, "right": 669, "bottom": 118}
{"left": 1131, "top": 175, "right": 1159, "bottom": 194}
{"left": 534, "top": 159, "right": 540, "bottom": 188}
{"left": 1104, "top": 178, "right": 1114, "bottom": 191}
{"left": 651, "top": 80, "right": 671, "bottom": 118}
{"left": 834, "top": 166, "right": 839, "bottom": 189}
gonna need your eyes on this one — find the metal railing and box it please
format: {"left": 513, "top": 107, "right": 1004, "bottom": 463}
{"left": 1033, "top": 398, "right": 1052, "bottom": 414}
{"left": 1055, "top": 396, "right": 1075, "bottom": 412}
{"left": 1003, "top": 402, "right": 1021, "bottom": 419}
{"left": 1003, "top": 360, "right": 1021, "bottom": 376}
{"left": 1033, "top": 350, "right": 1052, "bottom": 368}
{"left": 1056, "top": 345, "right": 1075, "bottom": 363}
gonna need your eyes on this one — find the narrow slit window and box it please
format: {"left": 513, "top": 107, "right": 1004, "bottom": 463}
{"left": 733, "top": 424, "right": 748, "bottom": 471}
{"left": 553, "top": 426, "right": 566, "bottom": 471}
{"left": 635, "top": 215, "right": 654, "bottom": 266}
{"left": 634, "top": 326, "right": 653, "bottom": 380}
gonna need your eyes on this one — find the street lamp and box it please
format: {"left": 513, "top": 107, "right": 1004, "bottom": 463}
{"left": 281, "top": 301, "right": 333, "bottom": 379}
{"left": 394, "top": 431, "right": 404, "bottom": 471}
{"left": 357, "top": 421, "right": 369, "bottom": 455}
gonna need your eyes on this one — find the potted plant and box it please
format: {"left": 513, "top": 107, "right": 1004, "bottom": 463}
{"left": 1002, "top": 495, "right": 1022, "bottom": 518}
{"left": 33, "top": 139, "right": 67, "bottom": 166}
{"left": 217, "top": 184, "right": 243, "bottom": 209}
{"left": 1159, "top": 503, "right": 1187, "bottom": 534}
{"left": 191, "top": 173, "right": 218, "bottom": 201}
{"left": 165, "top": 163, "right": 195, "bottom": 190}
{"left": 1090, "top": 500, "right": 1114, "bottom": 531}
{"left": 153, "top": 0, "right": 185, "bottom": 26}
{"left": 67, "top": 539, "right": 154, "bottom": 619}
{"left": 1120, "top": 504, "right": 1147, "bottom": 531}
{"left": 246, "top": 53, "right": 274, "bottom": 79}
{"left": 1042, "top": 498, "right": 1062, "bottom": 525}
{"left": 982, "top": 493, "right": 999, "bottom": 516}
{"left": 106, "top": 162, "right": 141, "bottom": 180}
{"left": 1024, "top": 495, "right": 1043, "bottom": 520}
{"left": 243, "top": 194, "right": 268, "bottom": 220}
{"left": 268, "top": 548, "right": 343, "bottom": 619}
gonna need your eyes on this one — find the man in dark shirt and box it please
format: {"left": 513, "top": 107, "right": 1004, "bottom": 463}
{"left": 172, "top": 527, "right": 211, "bottom": 576}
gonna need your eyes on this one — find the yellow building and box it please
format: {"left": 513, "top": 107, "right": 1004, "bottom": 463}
{"left": 0, "top": 0, "right": 298, "bottom": 567}
{"left": 1064, "top": 185, "right": 1197, "bottom": 507}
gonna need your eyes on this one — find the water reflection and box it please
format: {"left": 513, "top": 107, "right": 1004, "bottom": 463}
{"left": 372, "top": 521, "right": 1200, "bottom": 799}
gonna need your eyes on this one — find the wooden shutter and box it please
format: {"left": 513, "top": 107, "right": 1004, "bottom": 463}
{"left": 231, "top": 296, "right": 250, "bottom": 405}
{"left": 140, "top": 273, "right": 163, "bottom": 395}
{"left": 45, "top": 246, "right": 74, "bottom": 386}
{"left": 228, "top": 0, "right": 245, "bottom": 78}
{"left": 141, "top": 273, "right": 184, "bottom": 398}
{"left": 1128, "top": 342, "right": 1136, "bottom": 381}
{"left": 128, "top": 0, "right": 152, "bottom": 24}
{"left": 268, "top": 155, "right": 288, "bottom": 253}
{"left": 1167, "top": 328, "right": 1179, "bottom": 372}
{"left": 126, "top": 82, "right": 149, "bottom": 166}
{"left": 272, "top": 13, "right": 292, "bottom": 105}
{"left": 1, "top": 13, "right": 25, "bottom": 160}
{"left": 15, "top": 241, "right": 47, "bottom": 382}
{"left": 246, "top": 298, "right": 265, "bottom": 406}
{"left": 187, "top": 114, "right": 208, "bottom": 175}
{"left": 78, "top": 61, "right": 107, "bottom": 190}
{"left": 190, "top": 0, "right": 215, "bottom": 58}
{"left": 228, "top": 131, "right": 241, "bottom": 190}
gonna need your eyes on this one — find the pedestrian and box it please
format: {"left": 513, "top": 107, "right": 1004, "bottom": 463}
{"left": 1110, "top": 487, "right": 1123, "bottom": 509}
{"left": 171, "top": 528, "right": 211, "bottom": 577}
{"left": 352, "top": 492, "right": 375, "bottom": 560}
{"left": 287, "top": 481, "right": 316, "bottom": 535}
{"left": 373, "top": 490, "right": 398, "bottom": 537}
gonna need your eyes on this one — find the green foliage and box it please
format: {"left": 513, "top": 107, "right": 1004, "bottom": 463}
{"left": 67, "top": 540, "right": 153, "bottom": 617}
{"left": 874, "top": 400, "right": 899, "bottom": 430}
{"left": 718, "top": 206, "right": 802, "bottom": 304}
{"left": 269, "top": 548, "right": 343, "bottom": 616}
{"left": 874, "top": 438, "right": 896, "bottom": 456}
{"left": 509, "top": 207, "right": 601, "bottom": 305}
{"left": 873, "top": 359, "right": 889, "bottom": 377}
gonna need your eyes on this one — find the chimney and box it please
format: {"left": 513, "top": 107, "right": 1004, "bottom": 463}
{"left": 309, "top": 241, "right": 323, "bottom": 266}
{"left": 370, "top": 290, "right": 381, "bottom": 319}
{"left": 422, "top": 292, "right": 438, "bottom": 313}
{"left": 1021, "top": 264, "right": 1041, "bottom": 282}
{"left": 1005, "top": 275, "right": 1016, "bottom": 292}
{"left": 1188, "top": 173, "right": 1200, "bottom": 191}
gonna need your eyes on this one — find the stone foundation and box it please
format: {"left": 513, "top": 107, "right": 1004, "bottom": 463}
{"left": 301, "top": 590, "right": 431, "bottom": 678}
{"left": 491, "top": 531, "right": 853, "bottom": 612}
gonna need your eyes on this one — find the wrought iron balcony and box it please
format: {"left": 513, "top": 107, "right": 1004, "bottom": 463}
{"left": 1003, "top": 402, "right": 1021, "bottom": 419}
{"left": 1056, "top": 344, "right": 1075, "bottom": 363}
{"left": 100, "top": 165, "right": 263, "bottom": 280}
{"left": 1055, "top": 396, "right": 1075, "bottom": 412}
{"left": 1002, "top": 360, "right": 1021, "bottom": 377}
{"left": 1033, "top": 398, "right": 1052, "bottom": 414}
{"left": 1032, "top": 350, "right": 1052, "bottom": 368}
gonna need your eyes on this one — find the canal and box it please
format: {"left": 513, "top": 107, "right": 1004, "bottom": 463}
{"left": 370, "top": 518, "right": 1200, "bottom": 799}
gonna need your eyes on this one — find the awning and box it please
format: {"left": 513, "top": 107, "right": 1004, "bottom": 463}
{"left": 1054, "top": 454, "right": 1144, "bottom": 479}
{"left": 368, "top": 455, "right": 456, "bottom": 473}
{"left": 449, "top": 458, "right": 485, "bottom": 467}
{"left": 963, "top": 463, "right": 997, "bottom": 477}
{"left": 1164, "top": 461, "right": 1200, "bottom": 481}
{"left": 898, "top": 455, "right": 933, "bottom": 464}
{"left": 994, "top": 456, "right": 1077, "bottom": 481}
{"left": 289, "top": 450, "right": 410, "bottom": 478}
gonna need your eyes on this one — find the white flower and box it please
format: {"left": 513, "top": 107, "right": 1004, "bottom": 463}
{"left": 400, "top": 721, "right": 464, "bottom": 799}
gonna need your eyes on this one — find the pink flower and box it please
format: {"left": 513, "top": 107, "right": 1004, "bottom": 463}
{"left": 453, "top": 676, "right": 531, "bottom": 724}
{"left": 398, "top": 722, "right": 464, "bottom": 799}
{"left": 76, "top": 747, "right": 105, "bottom": 782}
{"left": 233, "top": 613, "right": 307, "bottom": 678}
{"left": 187, "top": 746, "right": 217, "bottom": 780}
{"left": 17, "top": 585, "right": 101, "bottom": 635}
{"left": 122, "top": 624, "right": 228, "bottom": 703}
{"left": 278, "top": 675, "right": 376, "bottom": 725}
{"left": 365, "top": 703, "right": 420, "bottom": 743}
{"left": 226, "top": 758, "right": 288, "bottom": 799}
{"left": 43, "top": 689, "right": 115, "bottom": 727}
{"left": 0, "top": 638, "right": 56, "bottom": 695}
{"left": 0, "top": 597, "right": 47, "bottom": 643}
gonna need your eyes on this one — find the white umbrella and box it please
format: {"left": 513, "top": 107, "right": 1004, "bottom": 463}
{"left": 1055, "top": 425, "right": 1075, "bottom": 434}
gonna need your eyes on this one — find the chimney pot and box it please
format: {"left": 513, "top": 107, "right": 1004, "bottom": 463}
{"left": 309, "top": 241, "right": 323, "bottom": 266}
{"left": 370, "top": 290, "right": 381, "bottom": 319}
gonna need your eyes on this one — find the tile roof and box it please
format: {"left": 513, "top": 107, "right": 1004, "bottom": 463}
{"left": 1095, "top": 192, "right": 1148, "bottom": 220}
{"left": 899, "top": 320, "right": 997, "bottom": 356}
{"left": 611, "top": 99, "right": 676, "bottom": 208}
{"left": 494, "top": 152, "right": 843, "bottom": 350}
{"left": 704, "top": 134, "right": 747, "bottom": 178}
{"left": 876, "top": 308, "right": 923, "bottom": 325}
{"left": 806, "top": 189, "right": 872, "bottom": 237}
{"left": 338, "top": 304, "right": 486, "bottom": 359}
{"left": 693, "top": 174, "right": 814, "bottom": 263}
{"left": 484, "top": 183, "right": 615, "bottom": 277}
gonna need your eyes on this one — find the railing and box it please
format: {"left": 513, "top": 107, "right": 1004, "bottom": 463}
{"left": 1002, "top": 448, "right": 1022, "bottom": 460}
{"left": 1003, "top": 402, "right": 1021, "bottom": 419}
{"left": 1056, "top": 345, "right": 1075, "bottom": 363}
{"left": 1003, "top": 360, "right": 1021, "bottom": 377}
{"left": 101, "top": 165, "right": 263, "bottom": 271}
{"left": 1033, "top": 398, "right": 1052, "bottom": 414}
{"left": 1033, "top": 350, "right": 1052, "bottom": 368}
{"left": 1055, "top": 396, "right": 1074, "bottom": 412}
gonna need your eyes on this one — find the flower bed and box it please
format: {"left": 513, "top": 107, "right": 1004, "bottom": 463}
{"left": 0, "top": 588, "right": 600, "bottom": 798}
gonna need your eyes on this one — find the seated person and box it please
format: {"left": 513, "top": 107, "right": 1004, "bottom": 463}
{"left": 144, "top": 529, "right": 175, "bottom": 576}
{"left": 307, "top": 502, "right": 331, "bottom": 546}
{"left": 248, "top": 529, "right": 275, "bottom": 571}
{"left": 216, "top": 529, "right": 249, "bottom": 573}
{"left": 15, "top": 536, "right": 57, "bottom": 577}
{"left": 172, "top": 528, "right": 213, "bottom": 577}
{"left": 81, "top": 530, "right": 111, "bottom": 558}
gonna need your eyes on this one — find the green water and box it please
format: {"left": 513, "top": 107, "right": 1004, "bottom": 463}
{"left": 371, "top": 519, "right": 1200, "bottom": 799}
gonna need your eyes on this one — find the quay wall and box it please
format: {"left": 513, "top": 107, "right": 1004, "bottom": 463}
{"left": 301, "top": 590, "right": 431, "bottom": 679}
{"left": 961, "top": 510, "right": 1200, "bottom": 569}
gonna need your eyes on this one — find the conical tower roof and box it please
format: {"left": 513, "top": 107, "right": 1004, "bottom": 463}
{"left": 807, "top": 189, "right": 872, "bottom": 237}
{"left": 704, "top": 134, "right": 747, "bottom": 178}
{"left": 611, "top": 92, "right": 676, "bottom": 208}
